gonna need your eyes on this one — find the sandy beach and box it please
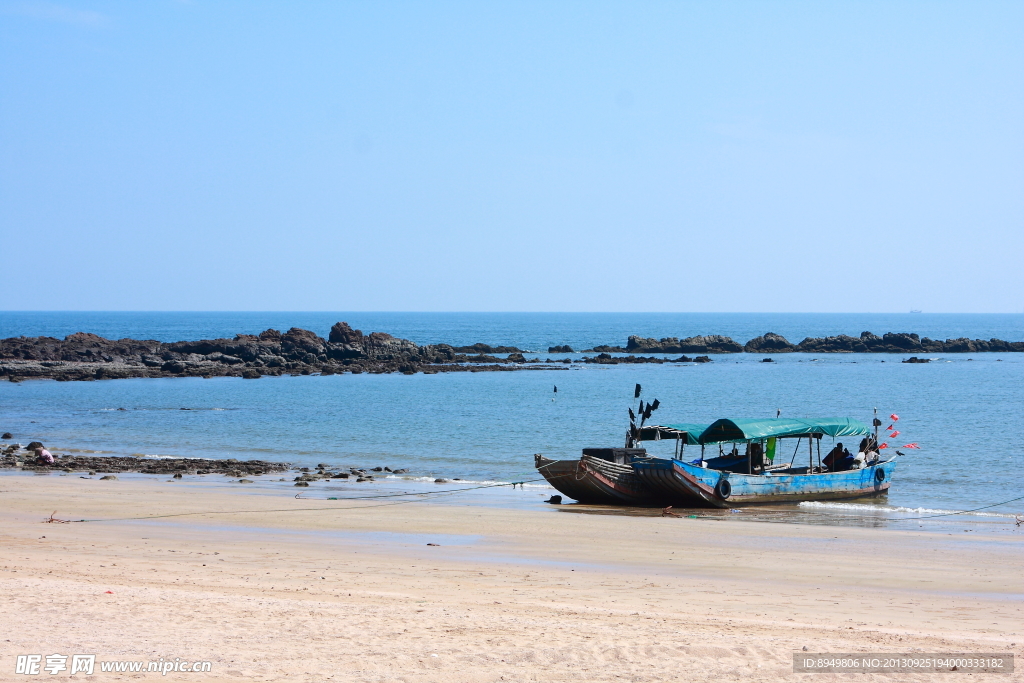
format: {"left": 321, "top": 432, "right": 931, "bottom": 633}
{"left": 1, "top": 475, "right": 1020, "bottom": 682}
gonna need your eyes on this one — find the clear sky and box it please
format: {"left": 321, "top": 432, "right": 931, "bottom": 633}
{"left": 1, "top": 1, "right": 1021, "bottom": 312}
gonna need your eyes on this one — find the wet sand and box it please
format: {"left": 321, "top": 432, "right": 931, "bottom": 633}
{"left": 1, "top": 475, "right": 1021, "bottom": 682}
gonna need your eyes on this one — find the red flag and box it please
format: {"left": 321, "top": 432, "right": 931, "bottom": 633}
{"left": 889, "top": 430, "right": 900, "bottom": 438}
{"left": 901, "top": 443, "right": 920, "bottom": 449}
{"left": 885, "top": 424, "right": 894, "bottom": 431}
{"left": 878, "top": 443, "right": 889, "bottom": 449}
{"left": 890, "top": 414, "right": 899, "bottom": 422}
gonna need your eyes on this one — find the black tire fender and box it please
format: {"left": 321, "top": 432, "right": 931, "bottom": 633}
{"left": 715, "top": 477, "right": 732, "bottom": 499}
{"left": 874, "top": 467, "right": 886, "bottom": 483}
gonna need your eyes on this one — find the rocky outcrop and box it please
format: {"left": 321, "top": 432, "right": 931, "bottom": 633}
{"left": 3, "top": 324, "right": 1021, "bottom": 382}
{"left": 0, "top": 323, "right": 469, "bottom": 381}
{"left": 0, "top": 450, "right": 288, "bottom": 475}
{"left": 744, "top": 332, "right": 797, "bottom": 353}
{"left": 626, "top": 335, "right": 744, "bottom": 354}
{"left": 793, "top": 331, "right": 1024, "bottom": 353}
{"left": 548, "top": 345, "right": 574, "bottom": 353}
{"left": 612, "top": 330, "right": 1024, "bottom": 354}
{"left": 450, "top": 343, "right": 525, "bottom": 354}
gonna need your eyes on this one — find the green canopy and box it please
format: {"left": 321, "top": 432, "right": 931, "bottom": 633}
{"left": 698, "top": 417, "right": 871, "bottom": 444}
{"left": 639, "top": 423, "right": 709, "bottom": 445}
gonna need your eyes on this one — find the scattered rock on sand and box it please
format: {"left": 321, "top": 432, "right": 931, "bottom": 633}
{"left": 99, "top": 475, "right": 117, "bottom": 480}
{"left": 239, "top": 479, "right": 254, "bottom": 484}
{"left": 294, "top": 481, "right": 309, "bottom": 487}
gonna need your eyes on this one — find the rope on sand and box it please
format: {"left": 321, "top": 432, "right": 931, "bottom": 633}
{"left": 44, "top": 477, "right": 549, "bottom": 524}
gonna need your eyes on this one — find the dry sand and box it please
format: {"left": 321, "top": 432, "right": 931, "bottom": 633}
{"left": 0, "top": 476, "right": 1021, "bottom": 682}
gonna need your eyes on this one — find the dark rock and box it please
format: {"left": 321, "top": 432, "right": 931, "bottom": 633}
{"left": 761, "top": 358, "right": 774, "bottom": 363}
{"left": 294, "top": 481, "right": 309, "bottom": 487}
{"left": 902, "top": 356, "right": 931, "bottom": 363}
{"left": 238, "top": 479, "right": 254, "bottom": 483}
{"left": 548, "top": 345, "right": 573, "bottom": 353}
{"left": 99, "top": 475, "right": 117, "bottom": 480}
{"left": 451, "top": 343, "right": 524, "bottom": 354}
{"left": 332, "top": 472, "right": 350, "bottom": 479}
{"left": 744, "top": 332, "right": 797, "bottom": 353}
{"left": 1, "top": 433, "right": 11, "bottom": 439}
{"left": 317, "top": 463, "right": 329, "bottom": 469}
{"left": 173, "top": 472, "right": 182, "bottom": 478}
{"left": 626, "top": 335, "right": 743, "bottom": 354}
{"left": 545, "top": 495, "right": 563, "bottom": 504}
{"left": 392, "top": 468, "right": 408, "bottom": 474}
{"left": 434, "top": 478, "right": 449, "bottom": 483}
{"left": 506, "top": 353, "right": 526, "bottom": 363}
{"left": 241, "top": 369, "right": 261, "bottom": 379}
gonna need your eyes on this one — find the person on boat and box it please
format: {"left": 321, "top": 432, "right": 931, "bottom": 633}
{"left": 34, "top": 446, "right": 55, "bottom": 465}
{"left": 823, "top": 443, "right": 853, "bottom": 471}
{"left": 748, "top": 442, "right": 765, "bottom": 473}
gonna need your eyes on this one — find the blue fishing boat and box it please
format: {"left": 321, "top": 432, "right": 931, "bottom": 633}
{"left": 631, "top": 417, "right": 897, "bottom": 508}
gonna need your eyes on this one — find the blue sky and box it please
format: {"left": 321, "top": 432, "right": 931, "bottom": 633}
{"left": 1, "top": 1, "right": 1021, "bottom": 312}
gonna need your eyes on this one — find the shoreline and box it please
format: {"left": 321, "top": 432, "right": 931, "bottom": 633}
{"left": 1, "top": 475, "right": 1020, "bottom": 681}
{"left": 3, "top": 466, "right": 1020, "bottom": 535}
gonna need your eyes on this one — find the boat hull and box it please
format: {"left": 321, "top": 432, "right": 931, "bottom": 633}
{"left": 536, "top": 455, "right": 663, "bottom": 506}
{"left": 631, "top": 457, "right": 896, "bottom": 508}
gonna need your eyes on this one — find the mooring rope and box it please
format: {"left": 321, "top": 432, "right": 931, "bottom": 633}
{"left": 884, "top": 494, "right": 1024, "bottom": 521}
{"left": 48, "top": 477, "right": 552, "bottom": 524}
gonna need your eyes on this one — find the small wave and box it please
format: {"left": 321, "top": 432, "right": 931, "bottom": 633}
{"left": 799, "top": 501, "right": 1018, "bottom": 519}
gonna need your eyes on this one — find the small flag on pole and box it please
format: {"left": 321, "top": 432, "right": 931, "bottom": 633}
{"left": 889, "top": 430, "right": 900, "bottom": 438}
{"left": 890, "top": 414, "right": 899, "bottom": 422}
{"left": 902, "top": 443, "right": 920, "bottom": 449}
{"left": 878, "top": 443, "right": 889, "bottom": 449}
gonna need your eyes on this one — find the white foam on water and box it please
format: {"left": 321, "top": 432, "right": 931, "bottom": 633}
{"left": 799, "top": 501, "right": 1018, "bottom": 519}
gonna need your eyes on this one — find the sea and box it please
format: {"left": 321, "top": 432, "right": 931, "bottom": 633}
{"left": 2, "top": 312, "right": 1023, "bottom": 531}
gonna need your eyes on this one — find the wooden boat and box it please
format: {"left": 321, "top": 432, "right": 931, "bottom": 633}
{"left": 534, "top": 448, "right": 661, "bottom": 506}
{"left": 632, "top": 417, "right": 897, "bottom": 508}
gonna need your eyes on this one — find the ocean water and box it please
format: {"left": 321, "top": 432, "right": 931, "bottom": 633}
{"left": 1, "top": 312, "right": 1022, "bottom": 523}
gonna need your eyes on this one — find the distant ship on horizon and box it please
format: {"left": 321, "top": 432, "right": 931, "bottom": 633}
{"left": 909, "top": 309, "right": 922, "bottom": 314}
